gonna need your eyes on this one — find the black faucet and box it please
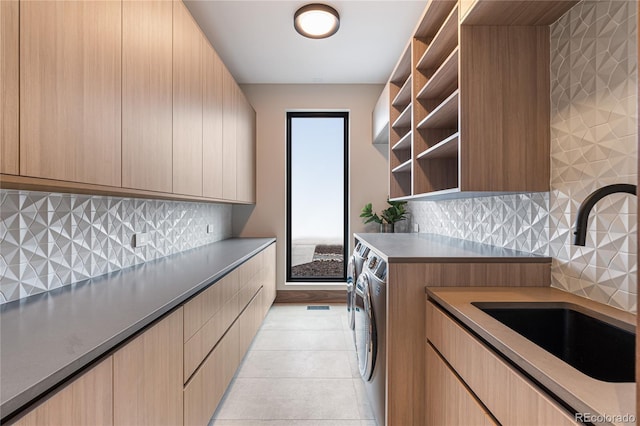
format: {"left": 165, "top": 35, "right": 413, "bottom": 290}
{"left": 573, "top": 184, "right": 637, "bottom": 246}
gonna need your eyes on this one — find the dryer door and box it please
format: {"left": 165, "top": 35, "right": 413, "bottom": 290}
{"left": 354, "top": 273, "right": 377, "bottom": 381}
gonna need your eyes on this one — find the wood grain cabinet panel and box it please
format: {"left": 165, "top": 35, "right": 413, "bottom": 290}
{"left": 20, "top": 0, "right": 122, "bottom": 187}
{"left": 202, "top": 41, "right": 224, "bottom": 200}
{"left": 426, "top": 301, "right": 578, "bottom": 425}
{"left": 222, "top": 67, "right": 237, "bottom": 200}
{"left": 13, "top": 358, "right": 113, "bottom": 426}
{"left": 184, "top": 314, "right": 241, "bottom": 426}
{"left": 0, "top": 0, "right": 18, "bottom": 175}
{"left": 122, "top": 0, "right": 173, "bottom": 193}
{"left": 173, "top": 0, "right": 203, "bottom": 197}
{"left": 236, "top": 91, "right": 256, "bottom": 203}
{"left": 426, "top": 345, "right": 496, "bottom": 426}
{"left": 113, "top": 308, "right": 183, "bottom": 426}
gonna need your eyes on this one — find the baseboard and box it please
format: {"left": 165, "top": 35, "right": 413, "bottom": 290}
{"left": 275, "top": 290, "right": 346, "bottom": 304}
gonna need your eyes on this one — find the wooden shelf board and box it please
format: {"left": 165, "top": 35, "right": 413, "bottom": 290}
{"left": 392, "top": 159, "right": 412, "bottom": 174}
{"left": 416, "top": 133, "right": 459, "bottom": 160}
{"left": 392, "top": 103, "right": 412, "bottom": 129}
{"left": 417, "top": 47, "right": 459, "bottom": 101}
{"left": 392, "top": 131, "right": 412, "bottom": 151}
{"left": 417, "top": 5, "right": 458, "bottom": 71}
{"left": 461, "top": 0, "right": 578, "bottom": 25}
{"left": 392, "top": 75, "right": 412, "bottom": 108}
{"left": 390, "top": 43, "right": 411, "bottom": 85}
{"left": 417, "top": 90, "right": 459, "bottom": 129}
{"left": 415, "top": 0, "right": 457, "bottom": 39}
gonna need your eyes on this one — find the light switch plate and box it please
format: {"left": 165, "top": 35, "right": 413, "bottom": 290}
{"left": 133, "top": 232, "right": 149, "bottom": 248}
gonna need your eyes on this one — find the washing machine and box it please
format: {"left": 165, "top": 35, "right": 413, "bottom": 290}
{"left": 354, "top": 252, "right": 387, "bottom": 426}
{"left": 347, "top": 242, "right": 369, "bottom": 333}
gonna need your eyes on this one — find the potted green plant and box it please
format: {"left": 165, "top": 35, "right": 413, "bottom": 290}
{"left": 360, "top": 199, "right": 408, "bottom": 233}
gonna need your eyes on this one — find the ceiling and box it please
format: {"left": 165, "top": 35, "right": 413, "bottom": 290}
{"left": 184, "top": 1, "right": 427, "bottom": 85}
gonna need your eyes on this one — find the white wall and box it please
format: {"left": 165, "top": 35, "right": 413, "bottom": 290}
{"left": 232, "top": 84, "right": 388, "bottom": 291}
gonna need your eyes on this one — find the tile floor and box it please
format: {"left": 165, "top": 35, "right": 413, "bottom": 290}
{"left": 210, "top": 303, "right": 377, "bottom": 426}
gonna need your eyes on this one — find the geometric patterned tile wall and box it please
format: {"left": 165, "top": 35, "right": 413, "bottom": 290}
{"left": 0, "top": 189, "right": 232, "bottom": 304}
{"left": 408, "top": 0, "right": 638, "bottom": 313}
{"left": 549, "top": 0, "right": 637, "bottom": 313}
{"left": 408, "top": 193, "right": 550, "bottom": 256}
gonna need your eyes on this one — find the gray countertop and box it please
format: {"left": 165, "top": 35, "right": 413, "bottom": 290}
{"left": 354, "top": 233, "right": 550, "bottom": 263}
{"left": 0, "top": 237, "right": 275, "bottom": 420}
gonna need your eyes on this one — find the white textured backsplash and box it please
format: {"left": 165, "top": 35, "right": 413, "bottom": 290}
{"left": 409, "top": 0, "right": 637, "bottom": 313}
{"left": 0, "top": 190, "right": 232, "bottom": 303}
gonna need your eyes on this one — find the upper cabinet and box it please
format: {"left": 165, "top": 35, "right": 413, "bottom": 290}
{"left": 0, "top": 0, "right": 19, "bottom": 175}
{"left": 4, "top": 0, "right": 256, "bottom": 205}
{"left": 19, "top": 0, "right": 122, "bottom": 187}
{"left": 122, "top": 0, "right": 174, "bottom": 193}
{"left": 222, "top": 66, "right": 238, "bottom": 201}
{"left": 236, "top": 90, "right": 256, "bottom": 203}
{"left": 386, "top": 0, "right": 572, "bottom": 201}
{"left": 202, "top": 42, "right": 224, "bottom": 200}
{"left": 173, "top": 0, "right": 204, "bottom": 197}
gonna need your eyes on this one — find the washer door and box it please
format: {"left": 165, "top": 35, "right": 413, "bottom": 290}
{"left": 354, "top": 273, "right": 376, "bottom": 381}
{"left": 346, "top": 255, "right": 356, "bottom": 316}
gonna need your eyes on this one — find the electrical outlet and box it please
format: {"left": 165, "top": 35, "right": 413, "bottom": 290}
{"left": 207, "top": 224, "right": 216, "bottom": 234}
{"left": 133, "top": 232, "right": 149, "bottom": 248}
{"left": 413, "top": 224, "right": 419, "bottom": 233}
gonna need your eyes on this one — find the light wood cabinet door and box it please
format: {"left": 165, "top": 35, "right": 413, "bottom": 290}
{"left": 236, "top": 91, "right": 256, "bottom": 203}
{"left": 122, "top": 0, "right": 173, "bottom": 193}
{"left": 222, "top": 66, "right": 237, "bottom": 200}
{"left": 13, "top": 358, "right": 113, "bottom": 426}
{"left": 0, "top": 0, "right": 18, "bottom": 175}
{"left": 184, "top": 316, "right": 240, "bottom": 426}
{"left": 202, "top": 42, "right": 224, "bottom": 199}
{"left": 173, "top": 0, "right": 203, "bottom": 197}
{"left": 20, "top": 0, "right": 122, "bottom": 186}
{"left": 113, "top": 308, "right": 183, "bottom": 426}
{"left": 426, "top": 345, "right": 496, "bottom": 426}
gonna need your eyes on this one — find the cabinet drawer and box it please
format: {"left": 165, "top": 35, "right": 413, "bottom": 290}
{"left": 426, "top": 301, "right": 578, "bottom": 426}
{"left": 184, "top": 287, "right": 264, "bottom": 426}
{"left": 184, "top": 269, "right": 239, "bottom": 342}
{"left": 184, "top": 314, "right": 240, "bottom": 426}
{"left": 184, "top": 292, "right": 239, "bottom": 380}
{"left": 426, "top": 344, "right": 496, "bottom": 426}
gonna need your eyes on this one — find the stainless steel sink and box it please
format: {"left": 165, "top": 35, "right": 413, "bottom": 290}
{"left": 471, "top": 302, "right": 635, "bottom": 383}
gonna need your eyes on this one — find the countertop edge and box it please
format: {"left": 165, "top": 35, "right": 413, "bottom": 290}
{"left": 0, "top": 238, "right": 276, "bottom": 420}
{"left": 425, "top": 287, "right": 636, "bottom": 425}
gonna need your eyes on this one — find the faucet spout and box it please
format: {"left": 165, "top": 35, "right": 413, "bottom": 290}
{"left": 573, "top": 184, "right": 637, "bottom": 246}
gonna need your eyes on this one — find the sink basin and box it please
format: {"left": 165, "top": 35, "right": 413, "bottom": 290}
{"left": 471, "top": 302, "right": 635, "bottom": 383}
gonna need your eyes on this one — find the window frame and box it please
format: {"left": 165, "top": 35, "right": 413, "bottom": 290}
{"left": 285, "top": 111, "right": 349, "bottom": 283}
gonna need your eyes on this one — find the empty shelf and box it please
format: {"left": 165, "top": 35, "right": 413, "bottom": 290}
{"left": 417, "top": 5, "right": 458, "bottom": 71}
{"left": 392, "top": 131, "right": 412, "bottom": 151}
{"left": 417, "top": 47, "right": 458, "bottom": 100}
{"left": 392, "top": 75, "right": 413, "bottom": 108}
{"left": 392, "top": 159, "right": 412, "bottom": 173}
{"left": 417, "top": 90, "right": 459, "bottom": 129}
{"left": 417, "top": 133, "right": 459, "bottom": 160}
{"left": 392, "top": 103, "right": 412, "bottom": 129}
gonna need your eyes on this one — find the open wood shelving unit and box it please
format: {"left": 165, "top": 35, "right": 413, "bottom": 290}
{"left": 383, "top": 0, "right": 571, "bottom": 202}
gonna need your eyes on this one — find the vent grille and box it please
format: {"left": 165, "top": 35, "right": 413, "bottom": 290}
{"left": 307, "top": 306, "right": 330, "bottom": 310}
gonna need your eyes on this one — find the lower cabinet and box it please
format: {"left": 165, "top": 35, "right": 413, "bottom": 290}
{"left": 426, "top": 345, "right": 496, "bottom": 426}
{"left": 113, "top": 308, "right": 184, "bottom": 426}
{"left": 425, "top": 300, "right": 578, "bottom": 426}
{"left": 12, "top": 358, "right": 113, "bottom": 426}
{"left": 11, "top": 243, "right": 276, "bottom": 426}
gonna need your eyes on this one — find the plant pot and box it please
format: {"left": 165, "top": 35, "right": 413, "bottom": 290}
{"left": 380, "top": 223, "right": 395, "bottom": 233}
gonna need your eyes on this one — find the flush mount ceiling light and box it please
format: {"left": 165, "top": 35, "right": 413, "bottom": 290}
{"left": 294, "top": 3, "right": 340, "bottom": 39}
